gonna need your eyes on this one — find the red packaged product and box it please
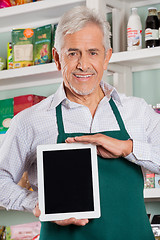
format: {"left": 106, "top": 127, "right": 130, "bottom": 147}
{"left": 14, "top": 94, "right": 46, "bottom": 115}
{"left": 155, "top": 108, "right": 160, "bottom": 114}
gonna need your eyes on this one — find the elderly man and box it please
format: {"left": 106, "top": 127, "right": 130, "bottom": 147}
{"left": 0, "top": 5, "right": 159, "bottom": 240}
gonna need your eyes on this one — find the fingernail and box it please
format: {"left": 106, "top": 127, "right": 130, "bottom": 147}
{"left": 82, "top": 222, "right": 87, "bottom": 226}
{"left": 82, "top": 220, "right": 89, "bottom": 226}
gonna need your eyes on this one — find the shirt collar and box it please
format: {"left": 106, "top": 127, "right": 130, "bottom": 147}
{"left": 48, "top": 81, "right": 122, "bottom": 110}
{"left": 100, "top": 81, "right": 122, "bottom": 106}
{"left": 48, "top": 82, "right": 66, "bottom": 110}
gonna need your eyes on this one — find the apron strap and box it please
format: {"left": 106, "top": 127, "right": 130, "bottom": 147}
{"left": 56, "top": 103, "right": 65, "bottom": 135}
{"left": 109, "top": 98, "right": 128, "bottom": 133}
{"left": 56, "top": 98, "right": 129, "bottom": 137}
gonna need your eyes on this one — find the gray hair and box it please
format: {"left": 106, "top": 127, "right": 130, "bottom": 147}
{"left": 54, "top": 6, "right": 111, "bottom": 54}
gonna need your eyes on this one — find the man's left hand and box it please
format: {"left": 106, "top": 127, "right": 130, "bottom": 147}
{"left": 66, "top": 134, "right": 133, "bottom": 159}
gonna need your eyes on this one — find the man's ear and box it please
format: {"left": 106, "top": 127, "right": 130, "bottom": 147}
{"left": 52, "top": 47, "right": 61, "bottom": 71}
{"left": 104, "top": 48, "right": 112, "bottom": 70}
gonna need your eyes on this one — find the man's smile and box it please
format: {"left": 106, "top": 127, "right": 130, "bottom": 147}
{"left": 73, "top": 73, "right": 94, "bottom": 81}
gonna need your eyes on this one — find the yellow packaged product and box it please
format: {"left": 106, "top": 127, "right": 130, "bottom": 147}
{"left": 7, "top": 42, "right": 13, "bottom": 69}
{"left": 12, "top": 28, "right": 34, "bottom": 68}
{"left": 15, "top": 0, "right": 33, "bottom": 4}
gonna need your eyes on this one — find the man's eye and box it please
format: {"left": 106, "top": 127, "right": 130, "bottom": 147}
{"left": 90, "top": 52, "right": 97, "bottom": 56}
{"left": 69, "top": 52, "right": 77, "bottom": 56}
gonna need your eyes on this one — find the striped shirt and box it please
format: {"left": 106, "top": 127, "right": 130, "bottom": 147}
{"left": 0, "top": 81, "right": 160, "bottom": 212}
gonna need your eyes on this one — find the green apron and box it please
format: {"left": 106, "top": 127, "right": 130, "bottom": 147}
{"left": 40, "top": 98, "right": 155, "bottom": 240}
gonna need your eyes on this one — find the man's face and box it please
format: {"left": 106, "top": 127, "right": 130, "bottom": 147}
{"left": 55, "top": 23, "right": 112, "bottom": 96}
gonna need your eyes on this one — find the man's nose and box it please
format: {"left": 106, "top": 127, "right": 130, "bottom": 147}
{"left": 77, "top": 54, "right": 90, "bottom": 71}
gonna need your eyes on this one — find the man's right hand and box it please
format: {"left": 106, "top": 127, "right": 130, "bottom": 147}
{"left": 54, "top": 218, "right": 89, "bottom": 226}
{"left": 33, "top": 202, "right": 89, "bottom": 226}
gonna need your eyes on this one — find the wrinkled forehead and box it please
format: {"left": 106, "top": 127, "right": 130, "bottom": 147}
{"left": 63, "top": 22, "right": 104, "bottom": 36}
{"left": 62, "top": 23, "right": 104, "bottom": 48}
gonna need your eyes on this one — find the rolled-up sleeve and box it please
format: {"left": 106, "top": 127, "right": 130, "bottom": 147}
{"left": 0, "top": 115, "right": 38, "bottom": 212}
{"left": 125, "top": 102, "right": 160, "bottom": 175}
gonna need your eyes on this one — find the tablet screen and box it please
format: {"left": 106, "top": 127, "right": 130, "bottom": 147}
{"left": 43, "top": 148, "right": 94, "bottom": 214}
{"left": 37, "top": 143, "right": 100, "bottom": 221}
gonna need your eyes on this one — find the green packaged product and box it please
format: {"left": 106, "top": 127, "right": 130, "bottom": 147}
{"left": 0, "top": 57, "right": 6, "bottom": 70}
{"left": 34, "top": 24, "right": 52, "bottom": 65}
{"left": 0, "top": 98, "right": 14, "bottom": 134}
{"left": 5, "top": 226, "right": 12, "bottom": 240}
{"left": 12, "top": 28, "right": 34, "bottom": 68}
{"left": 52, "top": 23, "right": 58, "bottom": 62}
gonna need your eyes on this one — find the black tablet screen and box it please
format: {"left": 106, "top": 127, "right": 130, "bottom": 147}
{"left": 43, "top": 148, "right": 94, "bottom": 214}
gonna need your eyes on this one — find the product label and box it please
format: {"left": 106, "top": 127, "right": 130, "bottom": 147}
{"left": 23, "top": 28, "right": 34, "bottom": 38}
{"left": 145, "top": 28, "right": 159, "bottom": 41}
{"left": 14, "top": 44, "right": 33, "bottom": 61}
{"left": 127, "top": 28, "right": 142, "bottom": 48}
{"left": 0, "top": 98, "right": 14, "bottom": 134}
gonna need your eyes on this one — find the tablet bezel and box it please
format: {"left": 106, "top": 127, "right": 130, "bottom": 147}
{"left": 37, "top": 143, "right": 101, "bottom": 221}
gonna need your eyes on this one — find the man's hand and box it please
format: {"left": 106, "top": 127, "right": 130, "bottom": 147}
{"left": 66, "top": 134, "right": 133, "bottom": 159}
{"left": 54, "top": 218, "right": 89, "bottom": 226}
{"left": 33, "top": 202, "right": 41, "bottom": 217}
{"left": 33, "top": 202, "right": 89, "bottom": 226}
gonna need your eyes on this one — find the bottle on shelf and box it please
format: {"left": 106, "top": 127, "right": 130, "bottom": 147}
{"left": 145, "top": 7, "right": 159, "bottom": 48}
{"left": 127, "top": 8, "right": 142, "bottom": 51}
{"left": 158, "top": 11, "right": 160, "bottom": 46}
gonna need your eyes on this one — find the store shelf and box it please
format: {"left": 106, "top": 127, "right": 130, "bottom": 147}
{"left": 144, "top": 188, "right": 160, "bottom": 202}
{"left": 117, "top": 0, "right": 160, "bottom": 5}
{"left": 0, "top": 63, "right": 62, "bottom": 91}
{"left": 106, "top": 0, "right": 160, "bottom": 9}
{"left": 109, "top": 47, "right": 160, "bottom": 72}
{"left": 118, "top": 0, "right": 158, "bottom": 2}
{"left": 0, "top": 0, "right": 85, "bottom": 33}
{"left": 1, "top": 47, "right": 160, "bottom": 91}
{"left": 129, "top": 0, "right": 160, "bottom": 8}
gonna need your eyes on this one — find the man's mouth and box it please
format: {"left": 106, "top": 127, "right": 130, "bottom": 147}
{"left": 74, "top": 74, "right": 92, "bottom": 78}
{"left": 73, "top": 74, "right": 93, "bottom": 79}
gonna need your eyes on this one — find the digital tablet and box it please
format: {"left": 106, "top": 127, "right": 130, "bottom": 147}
{"left": 37, "top": 143, "right": 101, "bottom": 221}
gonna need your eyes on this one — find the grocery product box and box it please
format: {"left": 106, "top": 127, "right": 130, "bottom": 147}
{"left": 7, "top": 42, "right": 13, "bottom": 69}
{"left": 5, "top": 226, "right": 11, "bottom": 240}
{"left": 34, "top": 24, "right": 52, "bottom": 65}
{"left": 0, "top": 98, "right": 14, "bottom": 134}
{"left": 0, "top": 226, "right": 6, "bottom": 239}
{"left": 4, "top": 222, "right": 41, "bottom": 240}
{"left": 0, "top": 57, "right": 6, "bottom": 70}
{"left": 0, "top": 95, "right": 46, "bottom": 135}
{"left": 151, "top": 215, "right": 160, "bottom": 240}
{"left": 16, "top": 0, "right": 35, "bottom": 4}
{"left": 10, "top": 222, "right": 41, "bottom": 240}
{"left": 144, "top": 171, "right": 155, "bottom": 188}
{"left": 155, "top": 174, "right": 160, "bottom": 188}
{"left": 12, "top": 28, "right": 34, "bottom": 68}
{"left": 151, "top": 225, "right": 160, "bottom": 240}
{"left": 14, "top": 94, "right": 46, "bottom": 115}
{"left": 155, "top": 108, "right": 160, "bottom": 114}
{"left": 52, "top": 23, "right": 58, "bottom": 62}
